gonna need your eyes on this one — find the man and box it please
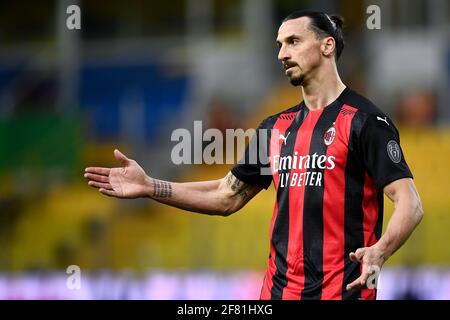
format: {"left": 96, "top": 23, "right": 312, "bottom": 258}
{"left": 84, "top": 10, "right": 423, "bottom": 300}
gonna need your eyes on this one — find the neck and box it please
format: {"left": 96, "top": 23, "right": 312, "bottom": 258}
{"left": 300, "top": 62, "right": 346, "bottom": 111}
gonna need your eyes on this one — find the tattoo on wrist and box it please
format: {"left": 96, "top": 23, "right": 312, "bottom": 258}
{"left": 151, "top": 179, "right": 172, "bottom": 198}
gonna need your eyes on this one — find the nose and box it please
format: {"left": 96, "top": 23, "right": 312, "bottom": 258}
{"left": 278, "top": 44, "right": 290, "bottom": 62}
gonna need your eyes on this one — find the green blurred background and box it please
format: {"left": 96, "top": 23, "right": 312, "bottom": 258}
{"left": 0, "top": 0, "right": 449, "bottom": 299}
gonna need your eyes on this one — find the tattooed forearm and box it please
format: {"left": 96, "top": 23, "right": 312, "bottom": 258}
{"left": 231, "top": 179, "right": 241, "bottom": 192}
{"left": 226, "top": 173, "right": 233, "bottom": 187}
{"left": 238, "top": 188, "right": 249, "bottom": 200}
{"left": 225, "top": 173, "right": 249, "bottom": 199}
{"left": 151, "top": 179, "right": 172, "bottom": 198}
{"left": 226, "top": 173, "right": 242, "bottom": 192}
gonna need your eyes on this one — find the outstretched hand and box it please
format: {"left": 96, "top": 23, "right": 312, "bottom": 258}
{"left": 84, "top": 149, "right": 150, "bottom": 198}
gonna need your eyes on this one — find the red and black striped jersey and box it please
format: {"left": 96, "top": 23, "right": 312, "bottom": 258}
{"left": 231, "top": 87, "right": 413, "bottom": 300}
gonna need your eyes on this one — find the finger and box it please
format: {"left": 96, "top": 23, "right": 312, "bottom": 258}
{"left": 349, "top": 248, "right": 365, "bottom": 262}
{"left": 346, "top": 278, "right": 358, "bottom": 291}
{"left": 349, "top": 252, "right": 359, "bottom": 263}
{"left": 346, "top": 274, "right": 368, "bottom": 291}
{"left": 347, "top": 264, "right": 372, "bottom": 291}
{"left": 88, "top": 181, "right": 113, "bottom": 190}
{"left": 84, "top": 173, "right": 110, "bottom": 183}
{"left": 85, "top": 167, "right": 111, "bottom": 176}
{"left": 114, "top": 149, "right": 130, "bottom": 166}
{"left": 99, "top": 188, "right": 118, "bottom": 197}
{"left": 360, "top": 268, "right": 370, "bottom": 284}
{"left": 349, "top": 252, "right": 363, "bottom": 263}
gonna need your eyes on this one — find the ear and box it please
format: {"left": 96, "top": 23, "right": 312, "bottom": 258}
{"left": 321, "top": 36, "right": 336, "bottom": 58}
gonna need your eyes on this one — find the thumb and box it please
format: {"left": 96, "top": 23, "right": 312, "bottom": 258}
{"left": 114, "top": 149, "right": 130, "bottom": 166}
{"left": 349, "top": 252, "right": 359, "bottom": 263}
{"left": 349, "top": 248, "right": 365, "bottom": 263}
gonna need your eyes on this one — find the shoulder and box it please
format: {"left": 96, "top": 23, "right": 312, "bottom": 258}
{"left": 342, "top": 88, "right": 387, "bottom": 118}
{"left": 343, "top": 88, "right": 398, "bottom": 134}
{"left": 258, "top": 104, "right": 302, "bottom": 129}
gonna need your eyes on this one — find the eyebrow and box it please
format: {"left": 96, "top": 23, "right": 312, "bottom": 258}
{"left": 276, "top": 34, "right": 302, "bottom": 46}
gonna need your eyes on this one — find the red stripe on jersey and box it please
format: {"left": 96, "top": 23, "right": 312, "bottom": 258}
{"left": 260, "top": 112, "right": 297, "bottom": 300}
{"left": 282, "top": 109, "right": 323, "bottom": 299}
{"left": 260, "top": 201, "right": 278, "bottom": 299}
{"left": 321, "top": 104, "right": 357, "bottom": 300}
{"left": 361, "top": 172, "right": 379, "bottom": 300}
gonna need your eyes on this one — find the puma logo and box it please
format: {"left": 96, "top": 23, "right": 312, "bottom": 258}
{"left": 279, "top": 132, "right": 290, "bottom": 145}
{"left": 377, "top": 116, "right": 389, "bottom": 126}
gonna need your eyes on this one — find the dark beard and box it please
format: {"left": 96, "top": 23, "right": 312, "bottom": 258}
{"left": 289, "top": 74, "right": 305, "bottom": 87}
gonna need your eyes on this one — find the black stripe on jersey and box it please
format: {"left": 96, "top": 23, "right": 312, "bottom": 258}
{"left": 375, "top": 191, "right": 384, "bottom": 240}
{"left": 301, "top": 103, "right": 342, "bottom": 300}
{"left": 341, "top": 147, "right": 365, "bottom": 300}
{"left": 270, "top": 105, "right": 309, "bottom": 300}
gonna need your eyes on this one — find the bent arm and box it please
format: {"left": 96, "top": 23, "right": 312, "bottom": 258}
{"left": 346, "top": 178, "right": 423, "bottom": 291}
{"left": 374, "top": 178, "right": 424, "bottom": 260}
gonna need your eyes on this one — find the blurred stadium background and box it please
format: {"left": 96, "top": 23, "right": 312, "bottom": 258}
{"left": 0, "top": 0, "right": 449, "bottom": 299}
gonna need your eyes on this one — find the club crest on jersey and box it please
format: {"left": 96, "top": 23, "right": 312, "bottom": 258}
{"left": 323, "top": 124, "right": 336, "bottom": 146}
{"left": 387, "top": 140, "right": 401, "bottom": 163}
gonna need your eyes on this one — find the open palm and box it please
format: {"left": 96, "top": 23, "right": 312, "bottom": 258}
{"left": 84, "top": 149, "right": 150, "bottom": 198}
